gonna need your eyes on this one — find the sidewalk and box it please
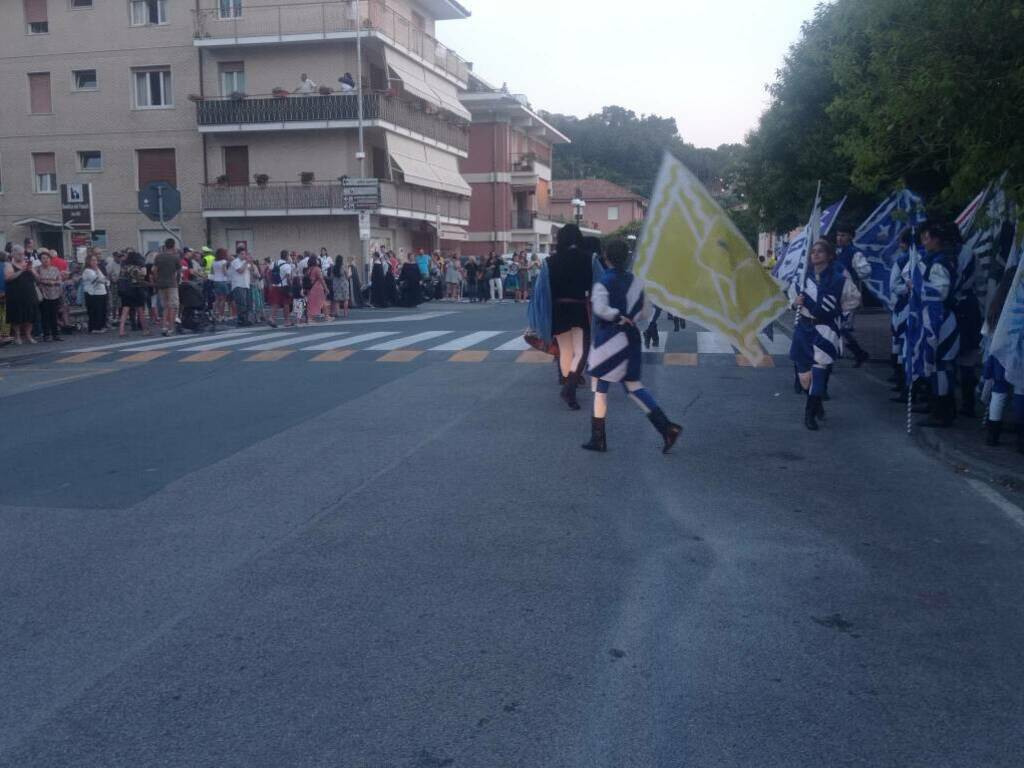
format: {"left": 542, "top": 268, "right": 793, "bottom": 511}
{"left": 781, "top": 308, "right": 1024, "bottom": 491}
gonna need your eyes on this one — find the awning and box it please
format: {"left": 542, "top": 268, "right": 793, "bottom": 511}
{"left": 385, "top": 49, "right": 472, "bottom": 122}
{"left": 438, "top": 224, "right": 468, "bottom": 241}
{"left": 387, "top": 133, "right": 472, "bottom": 197}
{"left": 13, "top": 217, "right": 65, "bottom": 229}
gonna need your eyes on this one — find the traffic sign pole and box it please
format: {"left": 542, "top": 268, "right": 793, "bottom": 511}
{"left": 156, "top": 187, "right": 182, "bottom": 246}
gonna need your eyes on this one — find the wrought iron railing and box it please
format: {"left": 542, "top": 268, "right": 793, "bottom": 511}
{"left": 194, "top": 92, "right": 468, "bottom": 151}
{"left": 193, "top": 0, "right": 470, "bottom": 83}
{"left": 202, "top": 179, "right": 469, "bottom": 221}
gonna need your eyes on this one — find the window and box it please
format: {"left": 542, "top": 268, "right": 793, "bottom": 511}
{"left": 219, "top": 62, "right": 245, "bottom": 96}
{"left": 28, "top": 72, "right": 52, "bottom": 114}
{"left": 137, "top": 148, "right": 176, "bottom": 189}
{"left": 91, "top": 230, "right": 107, "bottom": 248}
{"left": 218, "top": 0, "right": 241, "bottom": 19}
{"left": 130, "top": 0, "right": 166, "bottom": 26}
{"left": 73, "top": 69, "right": 98, "bottom": 90}
{"left": 71, "top": 0, "right": 93, "bottom": 7}
{"left": 24, "top": 0, "right": 48, "bottom": 32}
{"left": 133, "top": 67, "right": 172, "bottom": 109}
{"left": 33, "top": 152, "right": 57, "bottom": 193}
{"left": 78, "top": 151, "right": 102, "bottom": 171}
{"left": 607, "top": 206, "right": 620, "bottom": 222}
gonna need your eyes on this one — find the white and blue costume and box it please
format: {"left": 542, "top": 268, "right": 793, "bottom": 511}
{"left": 588, "top": 268, "right": 647, "bottom": 385}
{"left": 907, "top": 248, "right": 960, "bottom": 396}
{"left": 889, "top": 248, "right": 911, "bottom": 362}
{"left": 789, "top": 261, "right": 845, "bottom": 397}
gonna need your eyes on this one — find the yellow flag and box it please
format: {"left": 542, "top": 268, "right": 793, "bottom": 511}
{"left": 633, "top": 152, "right": 789, "bottom": 365}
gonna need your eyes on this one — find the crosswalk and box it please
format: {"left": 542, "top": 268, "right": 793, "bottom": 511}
{"left": 55, "top": 321, "right": 791, "bottom": 368}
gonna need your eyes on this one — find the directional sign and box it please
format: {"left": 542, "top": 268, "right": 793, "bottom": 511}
{"left": 342, "top": 177, "right": 381, "bottom": 211}
{"left": 358, "top": 211, "right": 372, "bottom": 241}
{"left": 138, "top": 182, "right": 181, "bottom": 223}
{"left": 61, "top": 183, "right": 94, "bottom": 229}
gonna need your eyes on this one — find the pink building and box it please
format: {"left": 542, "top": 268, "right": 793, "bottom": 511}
{"left": 550, "top": 179, "right": 648, "bottom": 235}
{"left": 458, "top": 74, "right": 569, "bottom": 256}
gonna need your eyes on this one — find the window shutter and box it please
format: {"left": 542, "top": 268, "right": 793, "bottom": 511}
{"left": 28, "top": 73, "right": 52, "bottom": 114}
{"left": 33, "top": 153, "right": 56, "bottom": 175}
{"left": 137, "top": 148, "right": 177, "bottom": 188}
{"left": 24, "top": 0, "right": 48, "bottom": 24}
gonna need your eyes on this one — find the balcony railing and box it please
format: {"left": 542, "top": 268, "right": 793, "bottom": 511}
{"left": 193, "top": 0, "right": 470, "bottom": 83}
{"left": 512, "top": 210, "right": 537, "bottom": 230}
{"left": 202, "top": 179, "right": 469, "bottom": 221}
{"left": 194, "top": 92, "right": 469, "bottom": 152}
{"left": 510, "top": 152, "right": 552, "bottom": 172}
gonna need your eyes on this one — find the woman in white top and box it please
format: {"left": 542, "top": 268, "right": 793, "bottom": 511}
{"left": 210, "top": 248, "right": 232, "bottom": 320}
{"left": 81, "top": 250, "right": 110, "bottom": 333}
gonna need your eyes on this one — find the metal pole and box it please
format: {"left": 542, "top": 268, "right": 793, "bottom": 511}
{"left": 353, "top": 0, "right": 370, "bottom": 279}
{"left": 156, "top": 187, "right": 181, "bottom": 246}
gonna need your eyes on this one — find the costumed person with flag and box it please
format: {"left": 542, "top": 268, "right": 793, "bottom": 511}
{"left": 582, "top": 238, "right": 682, "bottom": 454}
{"left": 888, "top": 229, "right": 914, "bottom": 399}
{"left": 789, "top": 239, "right": 846, "bottom": 431}
{"left": 834, "top": 225, "right": 872, "bottom": 366}
{"left": 982, "top": 239, "right": 1023, "bottom": 450}
{"left": 547, "top": 225, "right": 593, "bottom": 411}
{"left": 950, "top": 227, "right": 984, "bottom": 416}
{"left": 910, "top": 221, "right": 961, "bottom": 428}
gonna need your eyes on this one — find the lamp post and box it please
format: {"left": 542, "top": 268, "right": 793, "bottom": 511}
{"left": 571, "top": 185, "right": 586, "bottom": 227}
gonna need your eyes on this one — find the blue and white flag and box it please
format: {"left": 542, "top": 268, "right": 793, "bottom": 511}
{"left": 963, "top": 177, "right": 1017, "bottom": 311}
{"left": 903, "top": 243, "right": 927, "bottom": 387}
{"left": 854, "top": 189, "right": 927, "bottom": 309}
{"left": 773, "top": 196, "right": 846, "bottom": 287}
{"left": 989, "top": 240, "right": 1024, "bottom": 391}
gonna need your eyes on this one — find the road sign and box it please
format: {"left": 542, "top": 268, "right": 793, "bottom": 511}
{"left": 138, "top": 182, "right": 181, "bottom": 223}
{"left": 61, "top": 183, "right": 94, "bottom": 229}
{"left": 342, "top": 177, "right": 381, "bottom": 210}
{"left": 358, "top": 211, "right": 372, "bottom": 241}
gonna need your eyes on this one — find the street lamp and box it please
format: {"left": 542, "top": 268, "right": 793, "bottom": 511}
{"left": 571, "top": 185, "right": 586, "bottom": 227}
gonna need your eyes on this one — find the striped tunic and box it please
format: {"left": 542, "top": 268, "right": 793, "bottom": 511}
{"left": 890, "top": 250, "right": 911, "bottom": 359}
{"left": 790, "top": 261, "right": 845, "bottom": 368}
{"left": 587, "top": 269, "right": 648, "bottom": 383}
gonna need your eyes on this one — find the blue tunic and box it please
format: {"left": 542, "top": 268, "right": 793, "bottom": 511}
{"left": 789, "top": 261, "right": 845, "bottom": 370}
{"left": 588, "top": 269, "right": 646, "bottom": 383}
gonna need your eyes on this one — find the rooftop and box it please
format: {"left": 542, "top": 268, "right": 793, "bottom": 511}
{"left": 551, "top": 179, "right": 647, "bottom": 203}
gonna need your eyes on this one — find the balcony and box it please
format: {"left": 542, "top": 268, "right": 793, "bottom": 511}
{"left": 194, "top": 92, "right": 469, "bottom": 153}
{"left": 511, "top": 210, "right": 537, "bottom": 231}
{"left": 193, "top": 0, "right": 470, "bottom": 84}
{"left": 510, "top": 152, "right": 552, "bottom": 187}
{"left": 201, "top": 180, "right": 469, "bottom": 223}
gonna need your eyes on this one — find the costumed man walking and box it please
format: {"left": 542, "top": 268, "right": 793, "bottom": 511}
{"left": 950, "top": 228, "right": 983, "bottom": 416}
{"left": 888, "top": 229, "right": 913, "bottom": 399}
{"left": 982, "top": 257, "right": 1024, "bottom": 451}
{"left": 912, "top": 221, "right": 961, "bottom": 428}
{"left": 548, "top": 224, "right": 593, "bottom": 410}
{"left": 789, "top": 239, "right": 845, "bottom": 431}
{"left": 582, "top": 239, "right": 682, "bottom": 453}
{"left": 834, "top": 225, "right": 872, "bottom": 366}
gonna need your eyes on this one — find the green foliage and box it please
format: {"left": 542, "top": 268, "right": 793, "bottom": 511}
{"left": 742, "top": 0, "right": 1024, "bottom": 230}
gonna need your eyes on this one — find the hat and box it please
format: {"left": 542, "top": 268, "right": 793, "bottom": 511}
{"left": 201, "top": 246, "right": 214, "bottom": 255}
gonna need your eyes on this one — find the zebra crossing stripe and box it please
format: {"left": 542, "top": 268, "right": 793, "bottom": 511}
{"left": 450, "top": 351, "right": 488, "bottom": 362}
{"left": 181, "top": 350, "right": 231, "bottom": 363}
{"left": 59, "top": 351, "right": 108, "bottom": 364}
{"left": 247, "top": 350, "right": 294, "bottom": 362}
{"left": 120, "top": 351, "right": 169, "bottom": 363}
{"left": 494, "top": 335, "right": 530, "bottom": 351}
{"left": 428, "top": 331, "right": 503, "bottom": 351}
{"left": 516, "top": 350, "right": 551, "bottom": 363}
{"left": 367, "top": 331, "right": 452, "bottom": 351}
{"left": 378, "top": 350, "right": 422, "bottom": 362}
{"left": 311, "top": 350, "right": 356, "bottom": 362}
{"left": 303, "top": 331, "right": 398, "bottom": 351}
{"left": 664, "top": 353, "right": 698, "bottom": 366}
{"left": 737, "top": 354, "right": 775, "bottom": 368}
{"left": 696, "top": 332, "right": 734, "bottom": 354}
{"left": 182, "top": 333, "right": 298, "bottom": 352}
{"left": 243, "top": 332, "right": 347, "bottom": 351}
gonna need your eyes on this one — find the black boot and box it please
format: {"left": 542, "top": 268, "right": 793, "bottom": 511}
{"left": 804, "top": 396, "right": 820, "bottom": 431}
{"left": 959, "top": 377, "right": 977, "bottom": 418}
{"left": 581, "top": 417, "right": 607, "bottom": 452}
{"left": 985, "top": 419, "right": 1002, "bottom": 447}
{"left": 672, "top": 317, "right": 681, "bottom": 332}
{"left": 793, "top": 370, "right": 804, "bottom": 395}
{"left": 814, "top": 396, "right": 826, "bottom": 420}
{"left": 920, "top": 395, "right": 955, "bottom": 428}
{"left": 647, "top": 408, "right": 682, "bottom": 453}
{"left": 850, "top": 342, "right": 869, "bottom": 368}
{"left": 650, "top": 327, "right": 660, "bottom": 348}
{"left": 643, "top": 329, "right": 652, "bottom": 349}
{"left": 561, "top": 372, "right": 581, "bottom": 411}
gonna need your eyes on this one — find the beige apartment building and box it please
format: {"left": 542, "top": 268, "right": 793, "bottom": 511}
{"left": 0, "top": 0, "right": 473, "bottom": 263}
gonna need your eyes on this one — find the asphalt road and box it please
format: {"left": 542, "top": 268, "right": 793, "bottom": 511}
{"left": 2, "top": 301, "right": 1023, "bottom": 767}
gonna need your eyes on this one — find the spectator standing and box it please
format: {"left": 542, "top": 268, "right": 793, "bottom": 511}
{"left": 211, "top": 248, "right": 231, "bottom": 320}
{"left": 250, "top": 258, "right": 266, "bottom": 324}
{"left": 305, "top": 256, "right": 328, "bottom": 322}
{"left": 3, "top": 247, "right": 40, "bottom": 344}
{"left": 331, "top": 255, "right": 351, "bottom": 319}
{"left": 445, "top": 256, "right": 461, "bottom": 301}
{"left": 465, "top": 256, "right": 479, "bottom": 302}
{"left": 507, "top": 255, "right": 521, "bottom": 302}
{"left": 153, "top": 238, "right": 181, "bottom": 337}
{"left": 229, "top": 247, "right": 253, "bottom": 326}
{"left": 35, "top": 251, "right": 64, "bottom": 342}
{"left": 81, "top": 251, "right": 110, "bottom": 333}
{"left": 267, "top": 250, "right": 293, "bottom": 328}
{"left": 117, "top": 251, "right": 150, "bottom": 336}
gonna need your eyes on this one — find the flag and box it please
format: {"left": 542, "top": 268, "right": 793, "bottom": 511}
{"left": 854, "top": 189, "right": 927, "bottom": 309}
{"left": 903, "top": 241, "right": 928, "bottom": 388}
{"left": 957, "top": 183, "right": 992, "bottom": 238}
{"left": 791, "top": 183, "right": 823, "bottom": 301}
{"left": 989, "top": 239, "right": 1024, "bottom": 391}
{"left": 964, "top": 176, "right": 1016, "bottom": 311}
{"left": 772, "top": 196, "right": 846, "bottom": 286}
{"left": 633, "top": 152, "right": 789, "bottom": 365}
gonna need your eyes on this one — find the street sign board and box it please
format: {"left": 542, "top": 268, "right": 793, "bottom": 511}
{"left": 60, "top": 183, "right": 94, "bottom": 229}
{"left": 138, "top": 182, "right": 181, "bottom": 223}
{"left": 342, "top": 177, "right": 381, "bottom": 210}
{"left": 358, "top": 211, "right": 372, "bottom": 241}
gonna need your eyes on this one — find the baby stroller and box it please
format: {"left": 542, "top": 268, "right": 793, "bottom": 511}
{"left": 178, "top": 280, "right": 215, "bottom": 333}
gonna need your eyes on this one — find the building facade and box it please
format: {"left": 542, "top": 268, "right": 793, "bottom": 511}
{"left": 549, "top": 179, "right": 648, "bottom": 236}
{"left": 0, "top": 0, "right": 473, "bottom": 264}
{"left": 459, "top": 74, "right": 568, "bottom": 257}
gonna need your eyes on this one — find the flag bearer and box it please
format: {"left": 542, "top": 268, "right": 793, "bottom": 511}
{"left": 581, "top": 239, "right": 682, "bottom": 454}
{"left": 834, "top": 226, "right": 872, "bottom": 366}
{"left": 888, "top": 229, "right": 913, "bottom": 397}
{"left": 950, "top": 231, "right": 984, "bottom": 416}
{"left": 789, "top": 239, "right": 845, "bottom": 431}
{"left": 983, "top": 252, "right": 1024, "bottom": 451}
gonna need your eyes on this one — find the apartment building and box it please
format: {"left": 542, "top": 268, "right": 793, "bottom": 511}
{"left": 458, "top": 73, "right": 569, "bottom": 257}
{"left": 0, "top": 0, "right": 473, "bottom": 262}
{"left": 550, "top": 179, "right": 648, "bottom": 236}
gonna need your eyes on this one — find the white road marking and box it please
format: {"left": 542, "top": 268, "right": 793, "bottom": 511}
{"left": 243, "top": 332, "right": 347, "bottom": 351}
{"left": 59, "top": 327, "right": 259, "bottom": 354}
{"left": 966, "top": 478, "right": 1024, "bottom": 532}
{"left": 697, "top": 332, "right": 735, "bottom": 354}
{"left": 127, "top": 330, "right": 270, "bottom": 352}
{"left": 494, "top": 335, "right": 531, "bottom": 351}
{"left": 367, "top": 331, "right": 453, "bottom": 351}
{"left": 429, "top": 331, "right": 504, "bottom": 351}
{"left": 759, "top": 331, "right": 791, "bottom": 355}
{"left": 179, "top": 333, "right": 296, "bottom": 352}
{"left": 303, "top": 331, "right": 399, "bottom": 351}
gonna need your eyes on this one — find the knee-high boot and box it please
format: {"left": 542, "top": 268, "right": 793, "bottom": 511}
{"left": 581, "top": 417, "right": 607, "bottom": 452}
{"left": 804, "top": 395, "right": 820, "bottom": 431}
{"left": 561, "top": 372, "right": 581, "bottom": 410}
{"left": 646, "top": 408, "right": 682, "bottom": 453}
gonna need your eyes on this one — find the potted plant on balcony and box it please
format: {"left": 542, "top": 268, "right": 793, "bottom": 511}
{"left": 318, "top": 85, "right": 333, "bottom": 96}
{"left": 271, "top": 87, "right": 289, "bottom": 99}
{"left": 299, "top": 171, "right": 315, "bottom": 185}
{"left": 254, "top": 173, "right": 270, "bottom": 187}
{"left": 215, "top": 174, "right": 229, "bottom": 187}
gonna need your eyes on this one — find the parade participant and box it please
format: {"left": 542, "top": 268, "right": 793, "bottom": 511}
{"left": 370, "top": 252, "right": 388, "bottom": 308}
{"left": 789, "top": 239, "right": 845, "bottom": 431}
{"left": 834, "top": 225, "right": 871, "bottom": 366}
{"left": 582, "top": 239, "right": 682, "bottom": 453}
{"left": 950, "top": 228, "right": 983, "bottom": 416}
{"left": 398, "top": 253, "right": 422, "bottom": 307}
{"left": 912, "top": 221, "right": 961, "bottom": 428}
{"left": 547, "top": 225, "right": 592, "bottom": 410}
{"left": 982, "top": 261, "right": 1024, "bottom": 451}
{"left": 888, "top": 229, "right": 913, "bottom": 396}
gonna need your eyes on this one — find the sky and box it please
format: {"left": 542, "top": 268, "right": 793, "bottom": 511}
{"left": 435, "top": 0, "right": 823, "bottom": 148}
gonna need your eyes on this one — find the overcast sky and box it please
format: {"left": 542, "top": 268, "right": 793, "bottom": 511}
{"left": 436, "top": 0, "right": 822, "bottom": 148}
